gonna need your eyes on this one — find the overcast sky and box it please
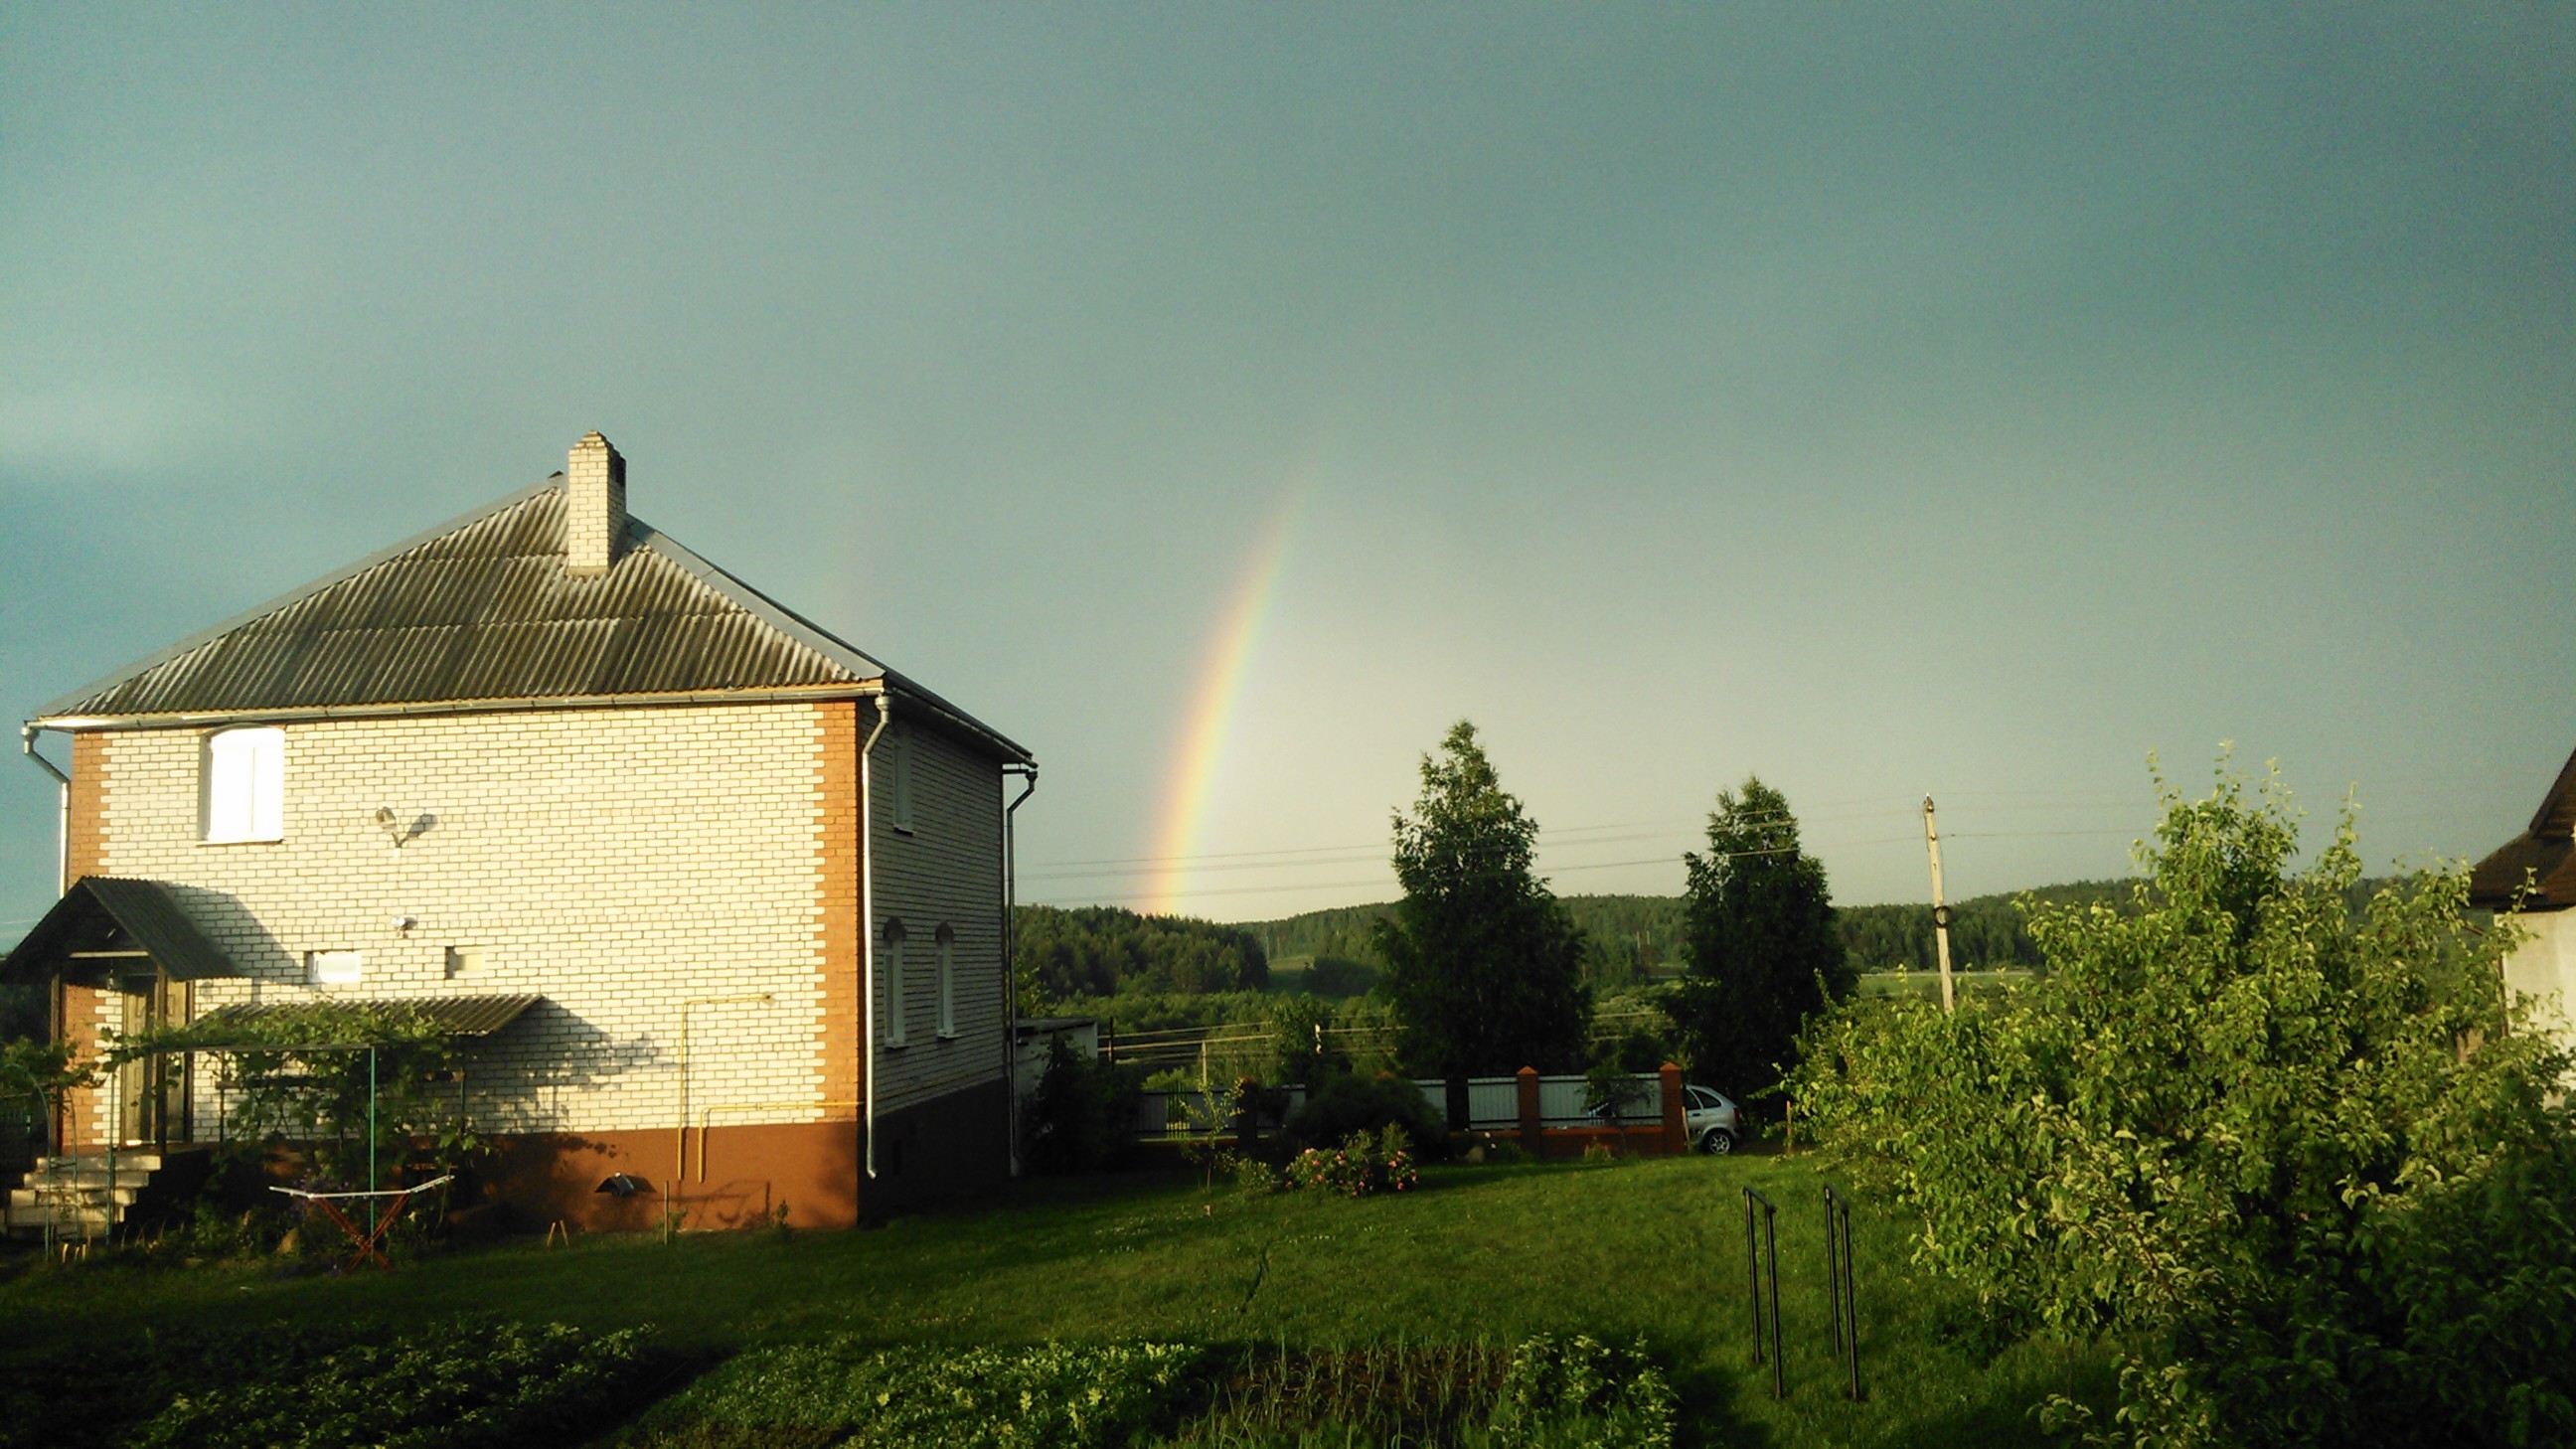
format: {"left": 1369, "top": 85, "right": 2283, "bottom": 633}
{"left": 3, "top": 5, "right": 2570, "bottom": 937}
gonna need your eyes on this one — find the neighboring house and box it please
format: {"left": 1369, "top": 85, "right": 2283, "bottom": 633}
{"left": 3, "top": 433, "right": 1037, "bottom": 1230}
{"left": 2469, "top": 745, "right": 2576, "bottom": 1048}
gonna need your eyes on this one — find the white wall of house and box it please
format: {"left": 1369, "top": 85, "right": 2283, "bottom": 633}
{"left": 2503, "top": 907, "right": 2576, "bottom": 1048}
{"left": 79, "top": 703, "right": 831, "bottom": 1141}
{"left": 868, "top": 720, "right": 1008, "bottom": 1118}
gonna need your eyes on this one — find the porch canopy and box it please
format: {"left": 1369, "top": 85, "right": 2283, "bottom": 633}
{"left": 0, "top": 877, "right": 243, "bottom": 990}
{"left": 181, "top": 994, "right": 543, "bottom": 1048}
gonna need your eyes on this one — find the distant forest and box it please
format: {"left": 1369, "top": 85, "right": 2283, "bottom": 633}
{"left": 1234, "top": 884, "right": 2141, "bottom": 979}
{"left": 1015, "top": 878, "right": 2427, "bottom": 1004}
{"left": 1014, "top": 905, "right": 1269, "bottom": 999}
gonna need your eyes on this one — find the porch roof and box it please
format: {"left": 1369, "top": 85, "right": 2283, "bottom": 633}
{"left": 188, "top": 994, "right": 545, "bottom": 1046}
{"left": 0, "top": 878, "right": 243, "bottom": 986}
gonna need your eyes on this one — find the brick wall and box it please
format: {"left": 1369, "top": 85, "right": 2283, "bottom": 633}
{"left": 76, "top": 704, "right": 834, "bottom": 1143}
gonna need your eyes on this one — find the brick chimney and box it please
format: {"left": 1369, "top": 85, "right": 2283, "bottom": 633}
{"left": 565, "top": 431, "right": 626, "bottom": 576}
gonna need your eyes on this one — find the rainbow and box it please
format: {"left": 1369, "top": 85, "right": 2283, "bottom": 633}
{"left": 1144, "top": 494, "right": 1304, "bottom": 915}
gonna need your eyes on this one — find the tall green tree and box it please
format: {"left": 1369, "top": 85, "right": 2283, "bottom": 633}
{"left": 1667, "top": 777, "right": 1852, "bottom": 1107}
{"left": 1373, "top": 722, "right": 1591, "bottom": 1076}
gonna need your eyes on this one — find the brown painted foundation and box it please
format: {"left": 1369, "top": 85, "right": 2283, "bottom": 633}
{"left": 475, "top": 1076, "right": 1012, "bottom": 1233}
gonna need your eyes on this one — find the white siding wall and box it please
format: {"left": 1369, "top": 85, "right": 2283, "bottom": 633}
{"left": 80, "top": 705, "right": 830, "bottom": 1142}
{"left": 869, "top": 722, "right": 1007, "bottom": 1116}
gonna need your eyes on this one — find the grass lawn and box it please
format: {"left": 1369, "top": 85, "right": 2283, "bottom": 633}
{"left": 1854, "top": 970, "right": 2030, "bottom": 1001}
{"left": 0, "top": 1153, "right": 2115, "bottom": 1447}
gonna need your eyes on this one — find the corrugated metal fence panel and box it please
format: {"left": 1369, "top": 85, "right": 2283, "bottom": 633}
{"left": 1133, "top": 1085, "right": 1312, "bottom": 1136}
{"left": 1405, "top": 1076, "right": 1523, "bottom": 1130}
{"left": 1537, "top": 1077, "right": 1593, "bottom": 1126}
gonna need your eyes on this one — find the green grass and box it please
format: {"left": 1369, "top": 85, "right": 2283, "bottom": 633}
{"left": 1854, "top": 969, "right": 2031, "bottom": 1000}
{"left": 0, "top": 1155, "right": 2114, "bottom": 1447}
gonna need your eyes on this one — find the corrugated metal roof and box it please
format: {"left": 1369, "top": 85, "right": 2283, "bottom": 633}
{"left": 2528, "top": 746, "right": 2576, "bottom": 840}
{"left": 193, "top": 993, "right": 545, "bottom": 1042}
{"left": 2469, "top": 835, "right": 2576, "bottom": 912}
{"left": 2468, "top": 746, "right": 2576, "bottom": 913}
{"left": 0, "top": 878, "right": 243, "bottom": 985}
{"left": 38, "top": 485, "right": 873, "bottom": 717}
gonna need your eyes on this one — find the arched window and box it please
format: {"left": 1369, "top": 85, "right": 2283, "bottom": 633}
{"left": 934, "top": 923, "right": 957, "bottom": 1040}
{"left": 203, "top": 726, "right": 284, "bottom": 842}
{"left": 883, "top": 918, "right": 909, "bottom": 1046}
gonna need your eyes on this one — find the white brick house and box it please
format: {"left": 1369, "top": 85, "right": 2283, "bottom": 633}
{"left": 4, "top": 433, "right": 1037, "bottom": 1229}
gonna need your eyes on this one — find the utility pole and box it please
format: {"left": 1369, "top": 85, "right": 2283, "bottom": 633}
{"left": 1923, "top": 796, "right": 1956, "bottom": 1015}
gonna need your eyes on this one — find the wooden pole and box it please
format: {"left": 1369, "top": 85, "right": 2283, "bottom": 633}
{"left": 1923, "top": 796, "right": 1956, "bottom": 1015}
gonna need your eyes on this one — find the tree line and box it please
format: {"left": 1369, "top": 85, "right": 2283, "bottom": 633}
{"left": 1013, "top": 905, "right": 1268, "bottom": 1000}
{"left": 1229, "top": 882, "right": 2156, "bottom": 982}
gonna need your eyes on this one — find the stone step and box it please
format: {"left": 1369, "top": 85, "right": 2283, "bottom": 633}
{"left": 9, "top": 1186, "right": 140, "bottom": 1209}
{"left": 33, "top": 1153, "right": 165, "bottom": 1174}
{"left": 6, "top": 1196, "right": 119, "bottom": 1226}
{"left": 18, "top": 1167, "right": 155, "bottom": 1191}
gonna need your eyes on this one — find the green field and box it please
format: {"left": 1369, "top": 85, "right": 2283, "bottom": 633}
{"left": 1853, "top": 969, "right": 2030, "bottom": 1000}
{"left": 0, "top": 1155, "right": 2116, "bottom": 1447}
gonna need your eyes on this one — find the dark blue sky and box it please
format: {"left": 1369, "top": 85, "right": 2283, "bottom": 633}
{"left": 4, "top": 6, "right": 2569, "bottom": 931}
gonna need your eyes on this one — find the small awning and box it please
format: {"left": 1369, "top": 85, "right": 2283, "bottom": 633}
{"left": 190, "top": 994, "right": 544, "bottom": 1046}
{"left": 0, "top": 878, "right": 243, "bottom": 987}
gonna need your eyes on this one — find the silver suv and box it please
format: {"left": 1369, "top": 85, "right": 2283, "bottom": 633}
{"left": 1684, "top": 1084, "right": 1739, "bottom": 1155}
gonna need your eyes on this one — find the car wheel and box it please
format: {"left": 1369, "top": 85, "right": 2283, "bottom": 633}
{"left": 1699, "top": 1128, "right": 1734, "bottom": 1157}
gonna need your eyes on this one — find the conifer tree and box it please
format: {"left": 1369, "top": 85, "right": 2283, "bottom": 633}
{"left": 1373, "top": 722, "right": 1592, "bottom": 1077}
{"left": 1668, "top": 777, "right": 1851, "bottom": 1109}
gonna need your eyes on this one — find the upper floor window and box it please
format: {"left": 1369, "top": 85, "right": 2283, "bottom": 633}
{"left": 203, "top": 727, "right": 284, "bottom": 843}
{"left": 888, "top": 727, "right": 915, "bottom": 834}
{"left": 934, "top": 923, "right": 957, "bottom": 1040}
{"left": 306, "top": 950, "right": 361, "bottom": 986}
{"left": 884, "top": 918, "right": 909, "bottom": 1046}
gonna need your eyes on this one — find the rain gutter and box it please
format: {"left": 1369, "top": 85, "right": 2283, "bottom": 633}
{"left": 861, "top": 695, "right": 892, "bottom": 1182}
{"left": 1001, "top": 764, "right": 1038, "bottom": 1175}
{"left": 20, "top": 725, "right": 70, "bottom": 895}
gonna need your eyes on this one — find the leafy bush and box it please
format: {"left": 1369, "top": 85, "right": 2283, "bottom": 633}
{"left": 1226, "top": 1150, "right": 1280, "bottom": 1197}
{"left": 1285, "top": 1070, "right": 1446, "bottom": 1158}
{"left": 1489, "top": 1334, "right": 1678, "bottom": 1449}
{"left": 1287, "top": 1127, "right": 1419, "bottom": 1199}
{"left": 127, "top": 1319, "right": 659, "bottom": 1449}
{"left": 1791, "top": 759, "right": 2576, "bottom": 1447}
{"left": 670, "top": 1338, "right": 1207, "bottom": 1447}
{"left": 102, "top": 1000, "right": 477, "bottom": 1182}
{"left": 1580, "top": 1061, "right": 1654, "bottom": 1123}
{"left": 1022, "top": 1035, "right": 1141, "bottom": 1174}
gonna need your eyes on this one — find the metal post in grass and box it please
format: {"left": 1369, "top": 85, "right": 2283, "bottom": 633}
{"left": 1743, "top": 1185, "right": 1784, "bottom": 1399}
{"left": 1824, "top": 1183, "right": 1861, "bottom": 1401}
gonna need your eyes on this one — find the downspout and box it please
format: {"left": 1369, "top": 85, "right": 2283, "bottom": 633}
{"left": 860, "top": 695, "right": 893, "bottom": 1181}
{"left": 21, "top": 725, "right": 69, "bottom": 895}
{"left": 1001, "top": 764, "right": 1038, "bottom": 1176}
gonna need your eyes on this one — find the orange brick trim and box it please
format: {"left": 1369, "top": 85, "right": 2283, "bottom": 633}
{"left": 58, "top": 732, "right": 109, "bottom": 1149}
{"left": 816, "top": 703, "right": 863, "bottom": 1120}
{"left": 65, "top": 731, "right": 106, "bottom": 883}
{"left": 1659, "top": 1061, "right": 1686, "bottom": 1155}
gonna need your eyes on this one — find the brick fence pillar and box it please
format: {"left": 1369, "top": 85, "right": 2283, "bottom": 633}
{"left": 1516, "top": 1066, "right": 1542, "bottom": 1152}
{"left": 1659, "top": 1062, "right": 1686, "bottom": 1156}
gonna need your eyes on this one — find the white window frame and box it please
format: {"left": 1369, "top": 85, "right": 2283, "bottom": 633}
{"left": 445, "top": 946, "right": 492, "bottom": 979}
{"left": 934, "top": 924, "right": 957, "bottom": 1040}
{"left": 306, "top": 950, "right": 362, "bottom": 986}
{"left": 889, "top": 726, "right": 915, "bottom": 834}
{"left": 884, "top": 919, "right": 908, "bottom": 1046}
{"left": 202, "top": 726, "right": 285, "bottom": 843}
